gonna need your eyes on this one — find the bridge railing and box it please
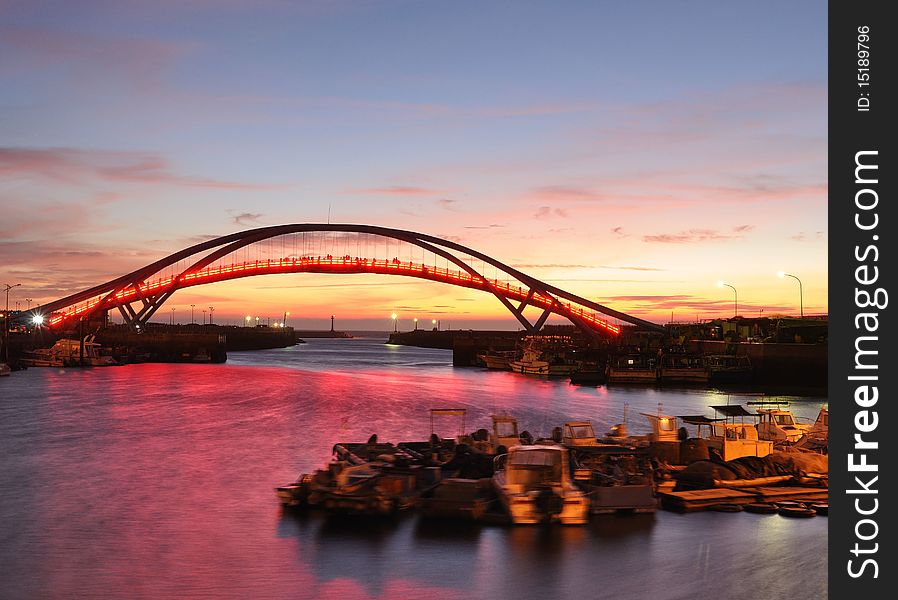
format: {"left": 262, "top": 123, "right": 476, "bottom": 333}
{"left": 47, "top": 256, "right": 619, "bottom": 334}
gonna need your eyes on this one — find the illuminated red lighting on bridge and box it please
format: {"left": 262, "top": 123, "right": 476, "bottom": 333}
{"left": 47, "top": 257, "right": 620, "bottom": 335}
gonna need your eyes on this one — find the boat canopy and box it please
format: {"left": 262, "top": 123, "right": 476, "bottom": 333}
{"left": 678, "top": 415, "right": 724, "bottom": 425}
{"left": 710, "top": 405, "right": 755, "bottom": 418}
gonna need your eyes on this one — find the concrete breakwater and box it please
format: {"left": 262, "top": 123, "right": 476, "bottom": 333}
{"left": 389, "top": 329, "right": 827, "bottom": 389}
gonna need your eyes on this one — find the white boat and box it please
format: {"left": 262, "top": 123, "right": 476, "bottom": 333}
{"left": 754, "top": 405, "right": 811, "bottom": 443}
{"left": 21, "top": 336, "right": 117, "bottom": 367}
{"left": 492, "top": 443, "right": 589, "bottom": 525}
{"left": 509, "top": 345, "right": 550, "bottom": 375}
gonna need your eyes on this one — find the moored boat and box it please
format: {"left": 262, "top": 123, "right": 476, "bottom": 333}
{"left": 606, "top": 353, "right": 658, "bottom": 384}
{"left": 477, "top": 350, "right": 516, "bottom": 370}
{"left": 492, "top": 443, "right": 589, "bottom": 525}
{"left": 659, "top": 353, "right": 709, "bottom": 384}
{"left": 705, "top": 354, "right": 752, "bottom": 385}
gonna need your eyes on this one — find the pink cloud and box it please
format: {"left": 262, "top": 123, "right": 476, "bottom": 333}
{"left": 534, "top": 206, "right": 568, "bottom": 219}
{"left": 0, "top": 147, "right": 282, "bottom": 190}
{"left": 348, "top": 186, "right": 446, "bottom": 196}
{"left": 643, "top": 229, "right": 738, "bottom": 244}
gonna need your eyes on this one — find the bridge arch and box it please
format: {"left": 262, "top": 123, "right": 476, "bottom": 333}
{"left": 24, "top": 224, "right": 663, "bottom": 336}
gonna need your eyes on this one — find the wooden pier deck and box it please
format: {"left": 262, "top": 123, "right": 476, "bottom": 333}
{"left": 659, "top": 486, "right": 828, "bottom": 512}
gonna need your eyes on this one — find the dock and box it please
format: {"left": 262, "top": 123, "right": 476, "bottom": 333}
{"left": 659, "top": 486, "right": 828, "bottom": 512}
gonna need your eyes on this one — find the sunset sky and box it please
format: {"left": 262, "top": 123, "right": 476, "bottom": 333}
{"left": 1, "top": 1, "right": 827, "bottom": 330}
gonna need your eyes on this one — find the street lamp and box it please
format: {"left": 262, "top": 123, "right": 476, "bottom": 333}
{"left": 777, "top": 271, "right": 803, "bottom": 318}
{"left": 25, "top": 298, "right": 32, "bottom": 310}
{"left": 170, "top": 307, "right": 176, "bottom": 325}
{"left": 391, "top": 313, "right": 398, "bottom": 333}
{"left": 414, "top": 318, "right": 418, "bottom": 330}
{"left": 202, "top": 309, "right": 207, "bottom": 325}
{"left": 3, "top": 283, "right": 21, "bottom": 364}
{"left": 283, "top": 311, "right": 290, "bottom": 327}
{"left": 717, "top": 281, "right": 738, "bottom": 317}
{"left": 190, "top": 304, "right": 196, "bottom": 324}
{"left": 209, "top": 306, "right": 214, "bottom": 324}
{"left": 432, "top": 318, "right": 438, "bottom": 331}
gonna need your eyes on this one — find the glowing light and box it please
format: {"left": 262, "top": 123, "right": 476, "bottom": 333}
{"left": 41, "top": 256, "right": 622, "bottom": 335}
{"left": 32, "top": 314, "right": 44, "bottom": 325}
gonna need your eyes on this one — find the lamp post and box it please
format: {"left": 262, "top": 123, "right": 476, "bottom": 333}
{"left": 190, "top": 304, "right": 196, "bottom": 324}
{"left": 3, "top": 283, "right": 21, "bottom": 364}
{"left": 331, "top": 315, "right": 335, "bottom": 332}
{"left": 209, "top": 306, "right": 214, "bottom": 324}
{"left": 413, "top": 318, "right": 418, "bottom": 331}
{"left": 283, "top": 311, "right": 290, "bottom": 327}
{"left": 391, "top": 313, "right": 398, "bottom": 333}
{"left": 245, "top": 315, "right": 252, "bottom": 327}
{"left": 202, "top": 309, "right": 207, "bottom": 325}
{"left": 170, "top": 307, "right": 176, "bottom": 325}
{"left": 717, "top": 281, "right": 737, "bottom": 317}
{"left": 777, "top": 271, "right": 803, "bottom": 318}
{"left": 432, "top": 318, "right": 438, "bottom": 331}
{"left": 26, "top": 298, "right": 32, "bottom": 310}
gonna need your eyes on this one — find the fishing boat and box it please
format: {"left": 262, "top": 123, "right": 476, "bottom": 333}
{"left": 606, "top": 353, "right": 658, "bottom": 384}
{"left": 509, "top": 345, "right": 550, "bottom": 375}
{"left": 705, "top": 355, "right": 752, "bottom": 384}
{"left": 476, "top": 350, "right": 516, "bottom": 370}
{"left": 658, "top": 353, "right": 709, "bottom": 384}
{"left": 556, "top": 420, "right": 657, "bottom": 513}
{"left": 492, "top": 443, "right": 589, "bottom": 525}
{"left": 278, "top": 442, "right": 427, "bottom": 515}
{"left": 679, "top": 405, "right": 773, "bottom": 461}
{"left": 753, "top": 403, "right": 811, "bottom": 443}
{"left": 21, "top": 336, "right": 117, "bottom": 367}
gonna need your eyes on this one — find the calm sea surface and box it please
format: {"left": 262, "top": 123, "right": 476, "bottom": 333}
{"left": 0, "top": 337, "right": 827, "bottom": 599}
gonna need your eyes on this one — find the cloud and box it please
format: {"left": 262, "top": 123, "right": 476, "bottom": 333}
{"left": 642, "top": 229, "right": 741, "bottom": 243}
{"left": 732, "top": 224, "right": 754, "bottom": 233}
{"left": 0, "top": 147, "right": 282, "bottom": 190}
{"left": 511, "top": 263, "right": 665, "bottom": 272}
{"left": 534, "top": 206, "right": 568, "bottom": 219}
{"left": 436, "top": 198, "right": 457, "bottom": 210}
{"left": 348, "top": 186, "right": 444, "bottom": 196}
{"left": 463, "top": 224, "right": 504, "bottom": 230}
{"left": 232, "top": 212, "right": 264, "bottom": 225}
{"left": 610, "top": 226, "right": 628, "bottom": 238}
{"left": 530, "top": 185, "right": 606, "bottom": 203}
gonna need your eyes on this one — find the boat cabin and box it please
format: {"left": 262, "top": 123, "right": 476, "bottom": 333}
{"left": 562, "top": 421, "right": 600, "bottom": 447}
{"left": 639, "top": 413, "right": 680, "bottom": 443}
{"left": 491, "top": 415, "right": 520, "bottom": 449}
{"left": 755, "top": 407, "right": 808, "bottom": 443}
{"left": 680, "top": 405, "right": 773, "bottom": 461}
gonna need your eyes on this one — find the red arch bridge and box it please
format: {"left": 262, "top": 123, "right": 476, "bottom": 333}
{"left": 21, "top": 224, "right": 663, "bottom": 337}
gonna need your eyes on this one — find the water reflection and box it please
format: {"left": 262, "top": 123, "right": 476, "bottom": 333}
{"left": 0, "top": 337, "right": 827, "bottom": 599}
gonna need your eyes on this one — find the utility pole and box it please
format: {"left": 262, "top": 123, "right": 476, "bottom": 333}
{"left": 209, "top": 306, "right": 214, "bottom": 324}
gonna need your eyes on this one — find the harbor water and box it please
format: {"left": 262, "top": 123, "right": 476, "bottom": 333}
{"left": 0, "top": 337, "right": 827, "bottom": 599}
